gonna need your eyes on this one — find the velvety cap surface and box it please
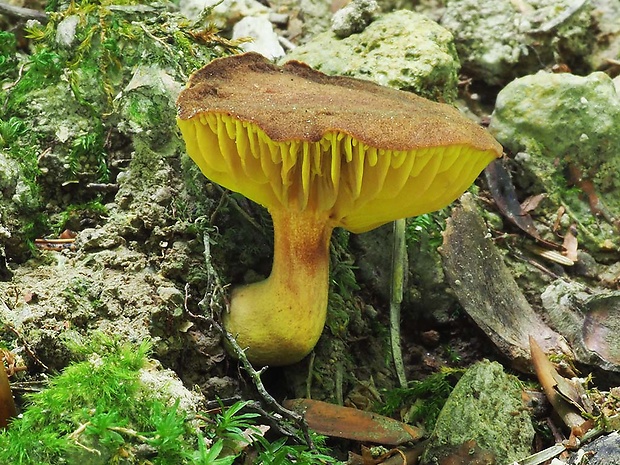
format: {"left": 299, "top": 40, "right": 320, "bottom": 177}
{"left": 178, "top": 52, "right": 501, "bottom": 152}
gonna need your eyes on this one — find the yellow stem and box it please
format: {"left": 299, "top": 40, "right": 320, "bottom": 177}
{"left": 223, "top": 209, "right": 333, "bottom": 366}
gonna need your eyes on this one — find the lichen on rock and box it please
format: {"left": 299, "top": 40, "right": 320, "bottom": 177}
{"left": 422, "top": 360, "right": 535, "bottom": 465}
{"left": 489, "top": 71, "right": 620, "bottom": 253}
{"left": 283, "top": 10, "right": 461, "bottom": 101}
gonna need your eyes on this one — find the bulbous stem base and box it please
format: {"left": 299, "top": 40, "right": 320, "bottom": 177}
{"left": 223, "top": 209, "right": 333, "bottom": 366}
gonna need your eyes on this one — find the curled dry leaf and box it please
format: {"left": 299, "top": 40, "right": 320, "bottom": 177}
{"left": 562, "top": 225, "right": 579, "bottom": 263}
{"left": 520, "top": 193, "right": 546, "bottom": 214}
{"left": 529, "top": 337, "right": 587, "bottom": 431}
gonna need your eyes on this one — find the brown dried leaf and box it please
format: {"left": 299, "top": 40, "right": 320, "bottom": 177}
{"left": 552, "top": 206, "right": 566, "bottom": 232}
{"left": 283, "top": 399, "right": 423, "bottom": 446}
{"left": 562, "top": 225, "right": 579, "bottom": 263}
{"left": 529, "top": 337, "right": 586, "bottom": 430}
{"left": 520, "top": 193, "right": 546, "bottom": 214}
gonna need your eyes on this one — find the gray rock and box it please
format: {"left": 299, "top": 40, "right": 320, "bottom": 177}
{"left": 422, "top": 360, "right": 535, "bottom": 465}
{"left": 179, "top": 0, "right": 269, "bottom": 26}
{"left": 283, "top": 10, "right": 460, "bottom": 101}
{"left": 568, "top": 432, "right": 620, "bottom": 465}
{"left": 441, "top": 0, "right": 594, "bottom": 85}
{"left": 55, "top": 15, "right": 79, "bottom": 48}
{"left": 331, "top": 0, "right": 380, "bottom": 38}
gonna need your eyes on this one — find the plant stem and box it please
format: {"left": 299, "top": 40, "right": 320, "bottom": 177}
{"left": 390, "top": 219, "right": 408, "bottom": 388}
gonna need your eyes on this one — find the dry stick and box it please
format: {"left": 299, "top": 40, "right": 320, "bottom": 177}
{"left": 186, "top": 289, "right": 314, "bottom": 448}
{"left": 305, "top": 352, "right": 315, "bottom": 400}
{"left": 183, "top": 226, "right": 315, "bottom": 449}
{"left": 0, "top": 300, "right": 49, "bottom": 371}
{"left": 390, "top": 219, "right": 408, "bottom": 388}
{"left": 0, "top": 2, "right": 48, "bottom": 22}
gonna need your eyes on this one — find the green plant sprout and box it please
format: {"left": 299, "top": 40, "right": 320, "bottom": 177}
{"left": 405, "top": 213, "right": 445, "bottom": 249}
{"left": 68, "top": 132, "right": 110, "bottom": 182}
{"left": 379, "top": 368, "right": 463, "bottom": 431}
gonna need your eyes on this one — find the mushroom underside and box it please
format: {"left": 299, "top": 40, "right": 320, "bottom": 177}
{"left": 178, "top": 112, "right": 498, "bottom": 233}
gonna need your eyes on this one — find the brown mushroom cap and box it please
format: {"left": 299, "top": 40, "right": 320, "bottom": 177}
{"left": 177, "top": 52, "right": 502, "bottom": 233}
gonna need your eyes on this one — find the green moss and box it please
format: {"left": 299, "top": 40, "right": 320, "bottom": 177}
{"left": 0, "top": 334, "right": 340, "bottom": 464}
{"left": 51, "top": 200, "right": 108, "bottom": 234}
{"left": 379, "top": 368, "right": 462, "bottom": 431}
{"left": 405, "top": 213, "right": 445, "bottom": 249}
{"left": 0, "top": 336, "right": 183, "bottom": 464}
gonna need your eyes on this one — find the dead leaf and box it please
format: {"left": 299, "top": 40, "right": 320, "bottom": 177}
{"left": 525, "top": 244, "right": 575, "bottom": 267}
{"left": 529, "top": 337, "right": 587, "bottom": 431}
{"left": 520, "top": 193, "right": 546, "bottom": 214}
{"left": 485, "top": 160, "right": 560, "bottom": 249}
{"left": 562, "top": 225, "right": 579, "bottom": 263}
{"left": 553, "top": 206, "right": 566, "bottom": 232}
{"left": 283, "top": 398, "right": 423, "bottom": 446}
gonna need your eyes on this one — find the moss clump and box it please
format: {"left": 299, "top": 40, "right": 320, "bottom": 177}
{"left": 379, "top": 368, "right": 461, "bottom": 431}
{"left": 0, "top": 336, "right": 192, "bottom": 464}
{"left": 0, "top": 0, "right": 240, "bottom": 254}
{"left": 0, "top": 335, "right": 340, "bottom": 464}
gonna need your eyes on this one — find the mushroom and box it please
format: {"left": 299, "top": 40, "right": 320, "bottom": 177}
{"left": 176, "top": 52, "right": 502, "bottom": 366}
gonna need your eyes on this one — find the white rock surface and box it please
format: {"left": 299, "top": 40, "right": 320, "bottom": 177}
{"left": 233, "top": 16, "right": 285, "bottom": 59}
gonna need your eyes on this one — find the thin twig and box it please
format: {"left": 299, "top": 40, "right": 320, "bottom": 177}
{"left": 305, "top": 352, "right": 315, "bottom": 400}
{"left": 0, "top": 2, "right": 48, "bottom": 23}
{"left": 68, "top": 422, "right": 102, "bottom": 455}
{"left": 183, "top": 225, "right": 316, "bottom": 449}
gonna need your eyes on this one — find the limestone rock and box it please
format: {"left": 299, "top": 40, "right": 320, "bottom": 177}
{"left": 331, "top": 0, "right": 380, "bottom": 38}
{"left": 422, "top": 360, "right": 535, "bottom": 465}
{"left": 283, "top": 10, "right": 460, "bottom": 101}
{"left": 441, "top": 0, "right": 594, "bottom": 85}
{"left": 233, "top": 16, "right": 285, "bottom": 59}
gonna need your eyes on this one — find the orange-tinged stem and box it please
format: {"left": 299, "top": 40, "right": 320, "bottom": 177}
{"left": 223, "top": 209, "right": 333, "bottom": 366}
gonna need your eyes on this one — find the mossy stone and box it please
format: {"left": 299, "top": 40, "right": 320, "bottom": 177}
{"left": 489, "top": 71, "right": 620, "bottom": 252}
{"left": 422, "top": 360, "right": 534, "bottom": 465}
{"left": 283, "top": 10, "right": 460, "bottom": 101}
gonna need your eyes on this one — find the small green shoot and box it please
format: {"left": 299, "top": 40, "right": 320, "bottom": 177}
{"left": 380, "top": 368, "right": 462, "bottom": 431}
